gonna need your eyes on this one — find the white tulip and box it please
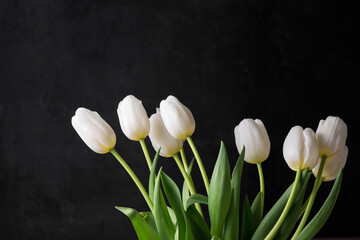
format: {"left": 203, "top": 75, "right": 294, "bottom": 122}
{"left": 117, "top": 95, "right": 150, "bottom": 141}
{"left": 316, "top": 116, "right": 347, "bottom": 157}
{"left": 159, "top": 95, "right": 195, "bottom": 140}
{"left": 149, "top": 110, "right": 183, "bottom": 157}
{"left": 313, "top": 146, "right": 348, "bottom": 181}
{"left": 234, "top": 118, "right": 271, "bottom": 164}
{"left": 283, "top": 126, "right": 319, "bottom": 171}
{"left": 72, "top": 107, "right": 116, "bottom": 154}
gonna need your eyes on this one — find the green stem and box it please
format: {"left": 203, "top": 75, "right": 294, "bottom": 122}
{"left": 139, "top": 138, "right": 152, "bottom": 170}
{"left": 291, "top": 156, "right": 327, "bottom": 239}
{"left": 186, "top": 136, "right": 210, "bottom": 195}
{"left": 109, "top": 148, "right": 154, "bottom": 213}
{"left": 257, "top": 162, "right": 265, "bottom": 218}
{"left": 265, "top": 168, "right": 302, "bottom": 240}
{"left": 180, "top": 148, "right": 189, "bottom": 172}
{"left": 173, "top": 153, "right": 204, "bottom": 217}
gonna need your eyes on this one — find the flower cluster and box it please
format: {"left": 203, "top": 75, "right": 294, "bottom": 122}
{"left": 72, "top": 95, "right": 348, "bottom": 240}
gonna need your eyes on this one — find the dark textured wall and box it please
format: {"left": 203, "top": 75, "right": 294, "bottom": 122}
{"left": 1, "top": 0, "right": 359, "bottom": 239}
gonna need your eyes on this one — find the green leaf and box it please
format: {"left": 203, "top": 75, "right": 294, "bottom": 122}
{"left": 231, "top": 147, "right": 245, "bottom": 240}
{"left": 222, "top": 188, "right": 235, "bottom": 240}
{"left": 276, "top": 171, "right": 312, "bottom": 240}
{"left": 208, "top": 141, "right": 232, "bottom": 237}
{"left": 186, "top": 193, "right": 208, "bottom": 210}
{"left": 186, "top": 205, "right": 211, "bottom": 240}
{"left": 296, "top": 168, "right": 343, "bottom": 240}
{"left": 161, "top": 171, "right": 188, "bottom": 240}
{"left": 115, "top": 206, "right": 160, "bottom": 240}
{"left": 153, "top": 168, "right": 175, "bottom": 239}
{"left": 149, "top": 149, "right": 161, "bottom": 202}
{"left": 211, "top": 236, "right": 222, "bottom": 240}
{"left": 251, "top": 170, "right": 310, "bottom": 240}
{"left": 182, "top": 158, "right": 195, "bottom": 209}
{"left": 241, "top": 194, "right": 255, "bottom": 240}
{"left": 251, "top": 192, "right": 262, "bottom": 229}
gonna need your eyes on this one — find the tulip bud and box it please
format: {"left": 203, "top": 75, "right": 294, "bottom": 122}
{"left": 159, "top": 95, "right": 195, "bottom": 140}
{"left": 72, "top": 107, "right": 116, "bottom": 154}
{"left": 313, "top": 146, "right": 348, "bottom": 181}
{"left": 283, "top": 126, "right": 319, "bottom": 171}
{"left": 149, "top": 110, "right": 183, "bottom": 157}
{"left": 234, "top": 118, "right": 271, "bottom": 164}
{"left": 117, "top": 95, "right": 150, "bottom": 141}
{"left": 316, "top": 116, "right": 347, "bottom": 157}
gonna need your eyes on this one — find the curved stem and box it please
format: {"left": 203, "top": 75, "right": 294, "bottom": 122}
{"left": 291, "top": 155, "right": 327, "bottom": 239}
{"left": 173, "top": 153, "right": 204, "bottom": 217}
{"left": 265, "top": 168, "right": 302, "bottom": 240}
{"left": 110, "top": 148, "right": 154, "bottom": 213}
{"left": 139, "top": 138, "right": 152, "bottom": 170}
{"left": 180, "top": 148, "right": 189, "bottom": 172}
{"left": 257, "top": 162, "right": 265, "bottom": 218}
{"left": 186, "top": 136, "right": 210, "bottom": 195}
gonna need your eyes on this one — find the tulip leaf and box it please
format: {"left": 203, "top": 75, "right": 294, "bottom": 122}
{"left": 251, "top": 169, "right": 310, "bottom": 240}
{"left": 296, "top": 168, "right": 343, "bottom": 240}
{"left": 231, "top": 148, "right": 245, "bottom": 240}
{"left": 186, "top": 205, "right": 211, "bottom": 240}
{"left": 185, "top": 193, "right": 208, "bottom": 210}
{"left": 153, "top": 168, "right": 175, "bottom": 239}
{"left": 276, "top": 171, "right": 311, "bottom": 240}
{"left": 160, "top": 171, "right": 188, "bottom": 240}
{"left": 149, "top": 148, "right": 161, "bottom": 202}
{"left": 182, "top": 158, "right": 195, "bottom": 209}
{"left": 222, "top": 188, "right": 235, "bottom": 240}
{"left": 241, "top": 194, "right": 254, "bottom": 240}
{"left": 208, "top": 141, "right": 232, "bottom": 237}
{"left": 251, "top": 192, "right": 262, "bottom": 229}
{"left": 115, "top": 206, "right": 160, "bottom": 240}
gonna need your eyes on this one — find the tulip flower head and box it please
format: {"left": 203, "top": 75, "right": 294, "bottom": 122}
{"left": 313, "top": 145, "right": 348, "bottom": 181}
{"left": 159, "top": 95, "right": 195, "bottom": 140}
{"left": 283, "top": 126, "right": 319, "bottom": 171}
{"left": 117, "top": 95, "right": 150, "bottom": 141}
{"left": 316, "top": 116, "right": 347, "bottom": 157}
{"left": 149, "top": 110, "right": 183, "bottom": 157}
{"left": 234, "top": 118, "right": 271, "bottom": 164}
{"left": 72, "top": 107, "right": 116, "bottom": 154}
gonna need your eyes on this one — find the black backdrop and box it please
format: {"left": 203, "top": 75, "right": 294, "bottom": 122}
{"left": 1, "top": 0, "right": 360, "bottom": 239}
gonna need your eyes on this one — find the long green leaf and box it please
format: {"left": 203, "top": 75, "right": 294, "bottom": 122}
{"left": 149, "top": 149, "right": 161, "bottom": 202}
{"left": 251, "top": 192, "right": 262, "bottom": 229}
{"left": 116, "top": 207, "right": 160, "bottom": 240}
{"left": 161, "top": 172, "right": 189, "bottom": 240}
{"left": 140, "top": 211, "right": 157, "bottom": 232}
{"left": 154, "top": 169, "right": 175, "bottom": 239}
{"left": 186, "top": 193, "right": 208, "bottom": 210}
{"left": 296, "top": 168, "right": 343, "bottom": 240}
{"left": 231, "top": 147, "right": 245, "bottom": 240}
{"left": 182, "top": 158, "right": 195, "bottom": 209}
{"left": 241, "top": 194, "right": 254, "bottom": 240}
{"left": 186, "top": 205, "right": 211, "bottom": 240}
{"left": 222, "top": 188, "right": 235, "bottom": 240}
{"left": 209, "top": 141, "right": 232, "bottom": 237}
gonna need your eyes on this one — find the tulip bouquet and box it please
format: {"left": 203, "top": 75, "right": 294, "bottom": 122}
{"left": 72, "top": 95, "right": 348, "bottom": 240}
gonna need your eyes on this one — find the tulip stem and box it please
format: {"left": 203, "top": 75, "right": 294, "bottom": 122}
{"left": 257, "top": 162, "right": 265, "bottom": 218}
{"left": 173, "top": 153, "right": 204, "bottom": 217}
{"left": 186, "top": 136, "right": 210, "bottom": 195}
{"left": 265, "top": 168, "right": 302, "bottom": 240}
{"left": 109, "top": 148, "right": 154, "bottom": 213}
{"left": 139, "top": 138, "right": 152, "bottom": 170}
{"left": 291, "top": 155, "right": 327, "bottom": 239}
{"left": 180, "top": 148, "right": 189, "bottom": 172}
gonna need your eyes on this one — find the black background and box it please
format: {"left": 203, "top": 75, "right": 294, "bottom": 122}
{"left": 1, "top": 0, "right": 360, "bottom": 239}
